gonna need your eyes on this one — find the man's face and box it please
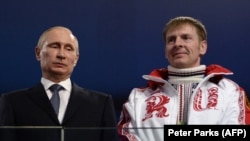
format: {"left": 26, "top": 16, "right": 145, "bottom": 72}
{"left": 165, "top": 24, "right": 207, "bottom": 68}
{"left": 35, "top": 28, "right": 79, "bottom": 80}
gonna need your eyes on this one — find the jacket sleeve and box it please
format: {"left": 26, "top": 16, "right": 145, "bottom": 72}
{"left": 242, "top": 88, "right": 250, "bottom": 124}
{"left": 0, "top": 94, "right": 15, "bottom": 126}
{"left": 101, "top": 94, "right": 119, "bottom": 141}
{"left": 117, "top": 88, "right": 140, "bottom": 141}
{"left": 219, "top": 80, "right": 246, "bottom": 124}
{"left": 0, "top": 94, "right": 17, "bottom": 141}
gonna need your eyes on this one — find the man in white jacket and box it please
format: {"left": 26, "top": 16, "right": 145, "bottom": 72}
{"left": 117, "top": 16, "right": 247, "bottom": 141}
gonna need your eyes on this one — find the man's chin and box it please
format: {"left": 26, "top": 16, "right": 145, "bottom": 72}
{"left": 172, "top": 62, "right": 188, "bottom": 68}
{"left": 51, "top": 69, "right": 68, "bottom": 75}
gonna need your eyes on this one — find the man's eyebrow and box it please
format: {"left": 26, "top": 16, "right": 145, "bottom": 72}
{"left": 166, "top": 35, "right": 176, "bottom": 39}
{"left": 47, "top": 42, "right": 74, "bottom": 47}
{"left": 181, "top": 33, "right": 191, "bottom": 36}
{"left": 47, "top": 42, "right": 60, "bottom": 46}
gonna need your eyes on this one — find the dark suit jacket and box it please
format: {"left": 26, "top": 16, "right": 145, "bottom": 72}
{"left": 0, "top": 82, "right": 118, "bottom": 141}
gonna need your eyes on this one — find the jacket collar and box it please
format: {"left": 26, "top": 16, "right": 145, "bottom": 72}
{"left": 142, "top": 64, "right": 233, "bottom": 90}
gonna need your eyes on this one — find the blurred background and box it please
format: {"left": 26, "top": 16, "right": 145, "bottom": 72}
{"left": 1, "top": 0, "right": 250, "bottom": 118}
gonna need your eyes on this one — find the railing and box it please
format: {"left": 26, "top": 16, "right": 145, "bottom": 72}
{"left": 0, "top": 126, "right": 119, "bottom": 141}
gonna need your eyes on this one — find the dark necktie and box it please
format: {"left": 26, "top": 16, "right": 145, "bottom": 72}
{"left": 49, "top": 84, "right": 64, "bottom": 115}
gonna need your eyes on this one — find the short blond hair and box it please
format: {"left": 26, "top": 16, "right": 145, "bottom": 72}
{"left": 162, "top": 16, "right": 207, "bottom": 43}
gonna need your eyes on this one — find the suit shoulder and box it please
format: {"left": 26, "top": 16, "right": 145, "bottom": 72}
{"left": 1, "top": 88, "right": 30, "bottom": 97}
{"left": 73, "top": 83, "right": 111, "bottom": 98}
{"left": 82, "top": 88, "right": 110, "bottom": 97}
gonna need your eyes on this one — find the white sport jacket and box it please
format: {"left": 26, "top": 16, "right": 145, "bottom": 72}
{"left": 118, "top": 64, "right": 246, "bottom": 141}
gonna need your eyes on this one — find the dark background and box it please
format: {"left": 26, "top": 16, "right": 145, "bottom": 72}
{"left": 1, "top": 0, "right": 250, "bottom": 118}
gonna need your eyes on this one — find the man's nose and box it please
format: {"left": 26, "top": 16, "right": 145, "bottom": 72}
{"left": 57, "top": 48, "right": 66, "bottom": 59}
{"left": 174, "top": 37, "right": 184, "bottom": 47}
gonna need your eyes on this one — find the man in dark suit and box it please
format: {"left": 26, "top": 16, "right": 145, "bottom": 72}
{"left": 0, "top": 26, "right": 118, "bottom": 141}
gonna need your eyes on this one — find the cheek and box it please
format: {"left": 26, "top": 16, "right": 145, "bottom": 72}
{"left": 165, "top": 47, "right": 171, "bottom": 58}
{"left": 41, "top": 52, "right": 49, "bottom": 60}
{"left": 40, "top": 51, "right": 53, "bottom": 63}
{"left": 68, "top": 53, "right": 78, "bottom": 62}
{"left": 70, "top": 59, "right": 76, "bottom": 65}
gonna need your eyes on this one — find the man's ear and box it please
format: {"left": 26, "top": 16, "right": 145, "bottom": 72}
{"left": 200, "top": 40, "right": 207, "bottom": 56}
{"left": 35, "top": 47, "right": 41, "bottom": 61}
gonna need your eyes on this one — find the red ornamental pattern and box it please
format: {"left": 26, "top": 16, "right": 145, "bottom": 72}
{"left": 142, "top": 95, "right": 170, "bottom": 121}
{"left": 193, "top": 87, "right": 218, "bottom": 111}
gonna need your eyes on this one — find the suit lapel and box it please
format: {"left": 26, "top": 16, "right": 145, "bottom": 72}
{"left": 27, "top": 83, "right": 60, "bottom": 124}
{"left": 62, "top": 83, "right": 84, "bottom": 124}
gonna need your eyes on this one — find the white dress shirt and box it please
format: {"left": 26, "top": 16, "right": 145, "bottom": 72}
{"left": 41, "top": 77, "right": 72, "bottom": 123}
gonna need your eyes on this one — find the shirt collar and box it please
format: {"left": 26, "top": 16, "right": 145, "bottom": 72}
{"left": 41, "top": 77, "right": 72, "bottom": 91}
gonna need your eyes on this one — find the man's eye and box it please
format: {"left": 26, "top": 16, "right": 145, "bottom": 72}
{"left": 49, "top": 44, "right": 59, "bottom": 48}
{"left": 167, "top": 38, "right": 174, "bottom": 43}
{"left": 183, "top": 35, "right": 191, "bottom": 40}
{"left": 65, "top": 46, "right": 73, "bottom": 51}
{"left": 51, "top": 45, "right": 58, "bottom": 48}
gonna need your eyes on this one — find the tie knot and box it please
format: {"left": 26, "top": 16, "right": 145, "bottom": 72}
{"left": 49, "top": 84, "right": 64, "bottom": 92}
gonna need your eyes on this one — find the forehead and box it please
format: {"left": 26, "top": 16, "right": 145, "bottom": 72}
{"left": 166, "top": 23, "right": 198, "bottom": 37}
{"left": 45, "top": 28, "right": 76, "bottom": 44}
